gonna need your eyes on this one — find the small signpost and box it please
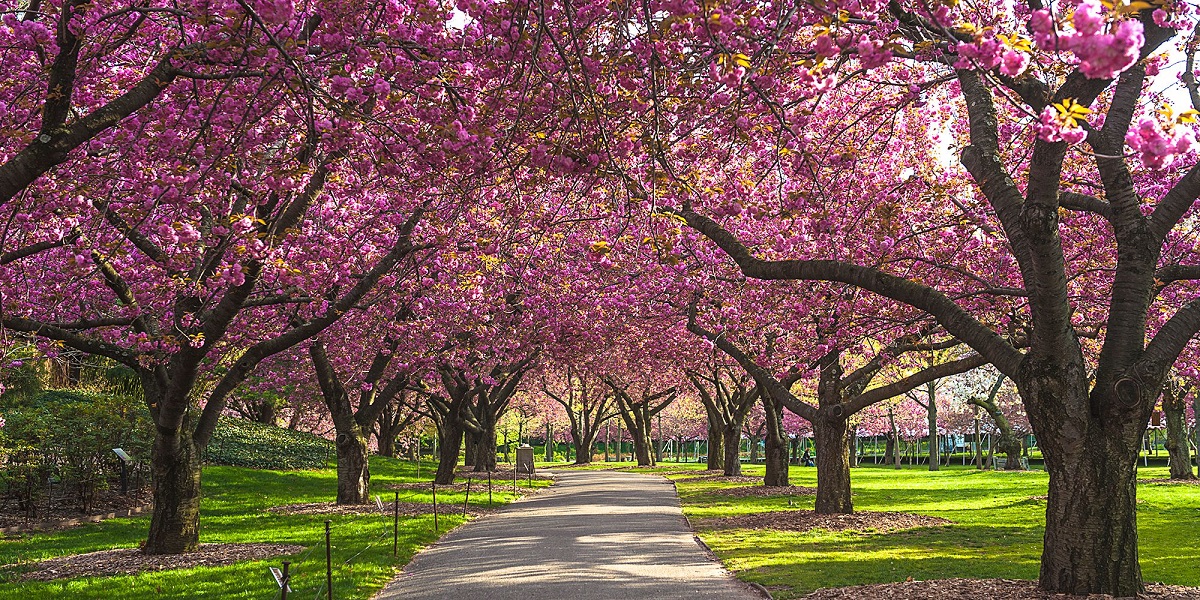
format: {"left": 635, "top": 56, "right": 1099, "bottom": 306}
{"left": 112, "top": 448, "right": 132, "bottom": 494}
{"left": 270, "top": 561, "right": 292, "bottom": 599}
{"left": 374, "top": 495, "right": 384, "bottom": 513}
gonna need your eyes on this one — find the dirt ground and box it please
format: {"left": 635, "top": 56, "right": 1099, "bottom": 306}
{"left": 695, "top": 510, "right": 952, "bottom": 534}
{"left": 799, "top": 578, "right": 1200, "bottom": 599}
{"left": 12, "top": 543, "right": 305, "bottom": 582}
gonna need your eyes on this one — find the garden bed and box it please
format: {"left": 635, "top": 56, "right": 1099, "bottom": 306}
{"left": 705, "top": 485, "right": 816, "bottom": 498}
{"left": 676, "top": 474, "right": 765, "bottom": 484}
{"left": 799, "top": 578, "right": 1200, "bottom": 599}
{"left": 267, "top": 501, "right": 497, "bottom": 517}
{"left": 12, "top": 543, "right": 305, "bottom": 582}
{"left": 0, "top": 485, "right": 152, "bottom": 533}
{"left": 696, "top": 510, "right": 952, "bottom": 534}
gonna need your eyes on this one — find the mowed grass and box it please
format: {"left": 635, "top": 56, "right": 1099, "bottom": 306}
{"left": 0, "top": 457, "right": 549, "bottom": 599}
{"left": 564, "top": 460, "right": 1200, "bottom": 598}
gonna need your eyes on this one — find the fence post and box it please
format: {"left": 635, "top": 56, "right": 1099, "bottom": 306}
{"left": 393, "top": 491, "right": 399, "bottom": 558}
{"left": 324, "top": 520, "right": 333, "bottom": 600}
{"left": 464, "top": 477, "right": 472, "bottom": 516}
{"left": 432, "top": 483, "right": 439, "bottom": 532}
{"left": 280, "top": 561, "right": 290, "bottom": 600}
{"left": 487, "top": 471, "right": 493, "bottom": 506}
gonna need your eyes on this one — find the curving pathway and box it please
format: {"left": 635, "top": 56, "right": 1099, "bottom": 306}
{"left": 374, "top": 469, "right": 762, "bottom": 600}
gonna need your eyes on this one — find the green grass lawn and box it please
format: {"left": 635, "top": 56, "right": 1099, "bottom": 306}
{"left": 563, "top": 460, "right": 1200, "bottom": 598}
{"left": 0, "top": 457, "right": 548, "bottom": 599}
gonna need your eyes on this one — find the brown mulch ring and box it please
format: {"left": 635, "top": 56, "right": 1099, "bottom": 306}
{"left": 799, "top": 578, "right": 1200, "bottom": 599}
{"left": 455, "top": 466, "right": 555, "bottom": 480}
{"left": 706, "top": 485, "right": 817, "bottom": 498}
{"left": 266, "top": 501, "right": 496, "bottom": 517}
{"left": 0, "top": 486, "right": 153, "bottom": 533}
{"left": 676, "top": 474, "right": 765, "bottom": 484}
{"left": 696, "top": 510, "right": 952, "bottom": 534}
{"left": 386, "top": 481, "right": 470, "bottom": 493}
{"left": 12, "top": 543, "right": 305, "bottom": 582}
{"left": 1142, "top": 478, "right": 1200, "bottom": 485}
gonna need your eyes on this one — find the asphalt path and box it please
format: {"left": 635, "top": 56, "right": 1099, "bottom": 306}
{"left": 374, "top": 469, "right": 762, "bottom": 600}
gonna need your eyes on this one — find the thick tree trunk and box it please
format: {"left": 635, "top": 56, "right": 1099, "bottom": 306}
{"left": 335, "top": 428, "right": 370, "bottom": 504}
{"left": 632, "top": 432, "right": 653, "bottom": 466}
{"left": 763, "top": 393, "right": 789, "bottom": 486}
{"left": 463, "top": 430, "right": 478, "bottom": 468}
{"left": 144, "top": 427, "right": 202, "bottom": 554}
{"left": 722, "top": 422, "right": 743, "bottom": 476}
{"left": 1163, "top": 390, "right": 1196, "bottom": 480}
{"left": 472, "top": 426, "right": 498, "bottom": 472}
{"left": 378, "top": 430, "right": 396, "bottom": 458}
{"left": 813, "top": 416, "right": 852, "bottom": 514}
{"left": 434, "top": 421, "right": 463, "bottom": 485}
{"left": 574, "top": 431, "right": 596, "bottom": 465}
{"left": 1025, "top": 372, "right": 1145, "bottom": 596}
{"left": 706, "top": 420, "right": 724, "bottom": 471}
{"left": 1040, "top": 437, "right": 1141, "bottom": 594}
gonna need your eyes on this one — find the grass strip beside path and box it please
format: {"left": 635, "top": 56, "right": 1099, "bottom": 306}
{"left": 0, "top": 457, "right": 550, "bottom": 599}
{"left": 555, "top": 461, "right": 1200, "bottom": 599}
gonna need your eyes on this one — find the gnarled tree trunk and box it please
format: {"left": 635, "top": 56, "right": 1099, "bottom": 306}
{"left": 813, "top": 415, "right": 852, "bottom": 514}
{"left": 434, "top": 419, "right": 463, "bottom": 485}
{"left": 472, "top": 425, "right": 498, "bottom": 471}
{"left": 706, "top": 419, "right": 723, "bottom": 471}
{"left": 335, "top": 428, "right": 370, "bottom": 504}
{"left": 763, "top": 390, "right": 789, "bottom": 486}
{"left": 1025, "top": 372, "right": 1146, "bottom": 596}
{"left": 721, "top": 420, "right": 743, "bottom": 476}
{"left": 144, "top": 424, "right": 202, "bottom": 554}
{"left": 1163, "top": 385, "right": 1196, "bottom": 480}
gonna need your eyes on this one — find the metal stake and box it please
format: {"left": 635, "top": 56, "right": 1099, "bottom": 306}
{"left": 464, "top": 477, "right": 471, "bottom": 516}
{"left": 324, "top": 520, "right": 333, "bottom": 600}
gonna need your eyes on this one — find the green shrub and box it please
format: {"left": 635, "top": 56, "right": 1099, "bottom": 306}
{"left": 205, "top": 417, "right": 332, "bottom": 470}
{"left": 0, "top": 389, "right": 151, "bottom": 514}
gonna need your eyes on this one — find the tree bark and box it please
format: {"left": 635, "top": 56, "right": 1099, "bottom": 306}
{"left": 762, "top": 392, "right": 789, "bottom": 486}
{"left": 722, "top": 421, "right": 743, "bottom": 476}
{"left": 335, "top": 428, "right": 370, "bottom": 504}
{"left": 472, "top": 425, "right": 498, "bottom": 471}
{"left": 1039, "top": 434, "right": 1141, "bottom": 594}
{"left": 1163, "top": 386, "right": 1196, "bottom": 480}
{"left": 813, "top": 415, "right": 853, "bottom": 514}
{"left": 463, "top": 430, "right": 478, "bottom": 468}
{"left": 377, "top": 426, "right": 396, "bottom": 458}
{"left": 434, "top": 419, "right": 462, "bottom": 485}
{"left": 924, "top": 382, "right": 940, "bottom": 471}
{"left": 144, "top": 426, "right": 202, "bottom": 554}
{"left": 706, "top": 420, "right": 724, "bottom": 471}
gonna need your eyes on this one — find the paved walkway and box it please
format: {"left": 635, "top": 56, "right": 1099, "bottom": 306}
{"left": 375, "top": 469, "right": 761, "bottom": 600}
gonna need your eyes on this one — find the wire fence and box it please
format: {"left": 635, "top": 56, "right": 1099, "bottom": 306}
{"left": 268, "top": 486, "right": 458, "bottom": 600}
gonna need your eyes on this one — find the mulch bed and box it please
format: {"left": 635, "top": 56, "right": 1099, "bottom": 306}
{"left": 676, "top": 474, "right": 765, "bottom": 484}
{"left": 0, "top": 487, "right": 153, "bottom": 533}
{"left": 696, "top": 510, "right": 952, "bottom": 534}
{"left": 454, "top": 467, "right": 555, "bottom": 481}
{"left": 267, "top": 501, "right": 496, "bottom": 517}
{"left": 706, "top": 485, "right": 817, "bottom": 498}
{"left": 12, "top": 543, "right": 305, "bottom": 582}
{"left": 799, "top": 578, "right": 1200, "bottom": 599}
{"left": 1142, "top": 478, "right": 1200, "bottom": 486}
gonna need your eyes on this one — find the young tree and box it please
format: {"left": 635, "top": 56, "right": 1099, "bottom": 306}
{"left": 542, "top": 366, "right": 615, "bottom": 465}
{"left": 604, "top": 377, "right": 677, "bottom": 467}
{"left": 686, "top": 367, "right": 759, "bottom": 477}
